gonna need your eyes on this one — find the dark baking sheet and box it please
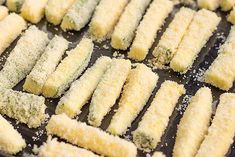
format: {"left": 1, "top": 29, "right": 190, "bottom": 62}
{"left": 0, "top": 3, "right": 234, "bottom": 157}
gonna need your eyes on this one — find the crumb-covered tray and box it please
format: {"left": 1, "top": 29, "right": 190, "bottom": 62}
{"left": 0, "top": 3, "right": 234, "bottom": 157}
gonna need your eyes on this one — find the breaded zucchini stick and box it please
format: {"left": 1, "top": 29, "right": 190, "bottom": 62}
{"left": 89, "top": 0, "right": 129, "bottom": 41}
{"left": 133, "top": 80, "right": 185, "bottom": 152}
{"left": 152, "top": 152, "right": 166, "bottom": 157}
{"left": 0, "top": 115, "right": 26, "bottom": 154}
{"left": 107, "top": 64, "right": 158, "bottom": 135}
{"left": 21, "top": 0, "right": 48, "bottom": 23}
{"left": 0, "top": 87, "right": 46, "bottom": 128}
{"left": 23, "top": 36, "right": 69, "bottom": 95}
{"left": 195, "top": 93, "right": 235, "bottom": 157}
{"left": 42, "top": 37, "right": 93, "bottom": 98}
{"left": 38, "top": 137, "right": 100, "bottom": 157}
{"left": 152, "top": 7, "right": 195, "bottom": 65}
{"left": 220, "top": 0, "right": 235, "bottom": 11}
{"left": 197, "top": 0, "right": 220, "bottom": 10}
{"left": 170, "top": 9, "right": 221, "bottom": 73}
{"left": 0, "top": 26, "right": 49, "bottom": 89}
{"left": 88, "top": 59, "right": 131, "bottom": 127}
{"left": 46, "top": 114, "right": 137, "bottom": 157}
{"left": 61, "top": 0, "right": 100, "bottom": 31}
{"left": 0, "top": 13, "right": 26, "bottom": 55}
{"left": 228, "top": 7, "right": 235, "bottom": 24}
{"left": 0, "top": 6, "right": 8, "bottom": 20}
{"left": 128, "top": 0, "right": 174, "bottom": 61}
{"left": 204, "top": 26, "right": 235, "bottom": 91}
{"left": 56, "top": 56, "right": 112, "bottom": 118}
{"left": 45, "top": 0, "right": 75, "bottom": 25}
{"left": 173, "top": 87, "right": 212, "bottom": 157}
{"left": 6, "top": 0, "right": 24, "bottom": 12}
{"left": 111, "top": 0, "right": 152, "bottom": 50}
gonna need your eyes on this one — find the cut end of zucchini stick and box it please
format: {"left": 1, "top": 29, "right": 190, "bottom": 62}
{"left": 111, "top": 0, "right": 152, "bottom": 50}
{"left": 0, "top": 6, "right": 8, "bottom": 21}
{"left": 0, "top": 25, "right": 49, "bottom": 89}
{"left": 45, "top": 0, "right": 75, "bottom": 25}
{"left": 133, "top": 80, "right": 185, "bottom": 152}
{"left": 42, "top": 37, "right": 93, "bottom": 98}
{"left": 88, "top": 59, "right": 131, "bottom": 127}
{"left": 46, "top": 114, "right": 137, "bottom": 157}
{"left": 204, "top": 26, "right": 235, "bottom": 91}
{"left": 56, "top": 56, "right": 112, "bottom": 118}
{"left": 128, "top": 0, "right": 174, "bottom": 61}
{"left": 195, "top": 93, "right": 235, "bottom": 157}
{"left": 170, "top": 9, "right": 221, "bottom": 73}
{"left": 0, "top": 87, "right": 46, "bottom": 128}
{"left": 38, "top": 137, "right": 100, "bottom": 157}
{"left": 6, "top": 0, "right": 24, "bottom": 12}
{"left": 0, "top": 115, "right": 26, "bottom": 154}
{"left": 21, "top": 0, "right": 48, "bottom": 23}
{"left": 61, "top": 0, "right": 100, "bottom": 31}
{"left": 107, "top": 64, "right": 158, "bottom": 135}
{"left": 220, "top": 0, "right": 235, "bottom": 11}
{"left": 197, "top": 0, "right": 220, "bottom": 10}
{"left": 89, "top": 0, "right": 129, "bottom": 42}
{"left": 23, "top": 35, "right": 69, "bottom": 95}
{"left": 0, "top": 13, "right": 26, "bottom": 55}
{"left": 227, "top": 7, "right": 235, "bottom": 24}
{"left": 173, "top": 87, "right": 212, "bottom": 157}
{"left": 152, "top": 152, "right": 166, "bottom": 157}
{"left": 153, "top": 7, "right": 195, "bottom": 65}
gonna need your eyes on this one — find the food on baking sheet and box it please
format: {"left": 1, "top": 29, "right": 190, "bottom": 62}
{"left": 0, "top": 115, "right": 26, "bottom": 154}
{"left": 89, "top": 0, "right": 128, "bottom": 41}
{"left": 23, "top": 36, "right": 68, "bottom": 95}
{"left": 0, "top": 6, "right": 8, "bottom": 20}
{"left": 0, "top": 87, "right": 46, "bottom": 128}
{"left": 107, "top": 64, "right": 158, "bottom": 135}
{"left": 6, "top": 0, "right": 24, "bottom": 12}
{"left": 128, "top": 0, "right": 174, "bottom": 61}
{"left": 227, "top": 7, "right": 235, "bottom": 24}
{"left": 153, "top": 7, "right": 195, "bottom": 65}
{"left": 0, "top": 25, "right": 48, "bottom": 89}
{"left": 21, "top": 0, "right": 48, "bottom": 23}
{"left": 195, "top": 93, "right": 235, "bottom": 157}
{"left": 220, "top": 0, "right": 235, "bottom": 11}
{"left": 88, "top": 59, "right": 131, "bottom": 127}
{"left": 46, "top": 114, "right": 137, "bottom": 157}
{"left": 204, "top": 26, "right": 235, "bottom": 91}
{"left": 111, "top": 0, "right": 151, "bottom": 50}
{"left": 173, "top": 87, "right": 212, "bottom": 157}
{"left": 133, "top": 80, "right": 185, "bottom": 152}
{"left": 0, "top": 13, "right": 26, "bottom": 55}
{"left": 61, "top": 0, "right": 100, "bottom": 31}
{"left": 170, "top": 9, "right": 220, "bottom": 73}
{"left": 56, "top": 56, "right": 112, "bottom": 118}
{"left": 197, "top": 0, "right": 220, "bottom": 10}
{"left": 42, "top": 37, "right": 93, "bottom": 98}
{"left": 38, "top": 137, "right": 100, "bottom": 157}
{"left": 45, "top": 0, "right": 75, "bottom": 25}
